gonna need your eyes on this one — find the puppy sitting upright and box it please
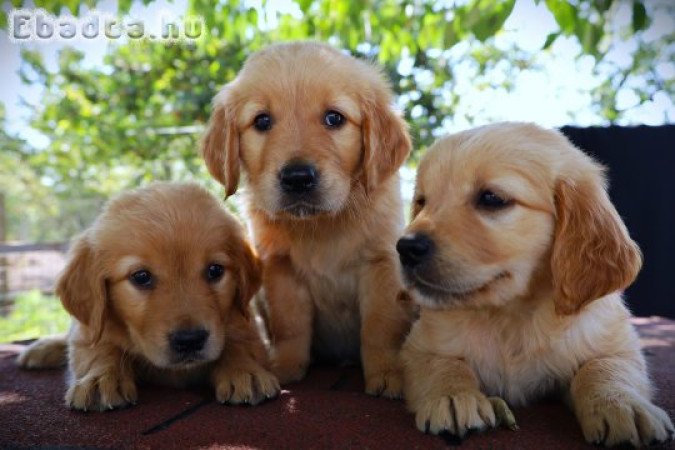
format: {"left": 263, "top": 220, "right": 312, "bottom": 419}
{"left": 398, "top": 123, "right": 673, "bottom": 446}
{"left": 18, "top": 183, "right": 279, "bottom": 410}
{"left": 202, "top": 42, "right": 412, "bottom": 397}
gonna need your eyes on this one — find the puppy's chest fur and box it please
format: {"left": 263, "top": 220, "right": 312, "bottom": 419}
{"left": 419, "top": 295, "right": 637, "bottom": 406}
{"left": 254, "top": 179, "right": 404, "bottom": 363}
{"left": 291, "top": 236, "right": 365, "bottom": 362}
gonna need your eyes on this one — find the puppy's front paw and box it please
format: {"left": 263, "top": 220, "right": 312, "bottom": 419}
{"left": 489, "top": 396, "right": 519, "bottom": 431}
{"left": 363, "top": 351, "right": 404, "bottom": 399}
{"left": 214, "top": 367, "right": 280, "bottom": 405}
{"left": 66, "top": 371, "right": 137, "bottom": 412}
{"left": 17, "top": 337, "right": 67, "bottom": 369}
{"left": 577, "top": 395, "right": 674, "bottom": 447}
{"left": 414, "top": 390, "right": 505, "bottom": 437}
{"left": 364, "top": 367, "right": 403, "bottom": 399}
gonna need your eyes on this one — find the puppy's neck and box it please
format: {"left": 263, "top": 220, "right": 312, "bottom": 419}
{"left": 513, "top": 257, "right": 556, "bottom": 312}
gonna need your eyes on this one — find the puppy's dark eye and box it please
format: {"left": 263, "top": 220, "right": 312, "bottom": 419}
{"left": 206, "top": 264, "right": 225, "bottom": 282}
{"left": 253, "top": 113, "right": 272, "bottom": 132}
{"left": 476, "top": 190, "right": 512, "bottom": 210}
{"left": 414, "top": 196, "right": 426, "bottom": 208}
{"left": 324, "top": 110, "right": 345, "bottom": 128}
{"left": 130, "top": 270, "right": 154, "bottom": 289}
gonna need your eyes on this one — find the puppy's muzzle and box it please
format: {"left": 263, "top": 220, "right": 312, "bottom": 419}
{"left": 168, "top": 328, "right": 209, "bottom": 355}
{"left": 396, "top": 234, "right": 435, "bottom": 268}
{"left": 279, "top": 163, "right": 318, "bottom": 194}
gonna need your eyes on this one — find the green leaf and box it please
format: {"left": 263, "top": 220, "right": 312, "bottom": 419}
{"left": 473, "top": 0, "right": 516, "bottom": 42}
{"left": 545, "top": 0, "right": 577, "bottom": 35}
{"left": 632, "top": 1, "right": 648, "bottom": 32}
{"left": 119, "top": 0, "right": 133, "bottom": 14}
{"left": 543, "top": 32, "right": 559, "bottom": 49}
{"left": 295, "top": 0, "right": 313, "bottom": 14}
{"left": 443, "top": 22, "right": 458, "bottom": 47}
{"left": 575, "top": 18, "right": 603, "bottom": 58}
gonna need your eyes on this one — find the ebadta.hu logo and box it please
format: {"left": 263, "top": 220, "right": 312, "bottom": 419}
{"left": 8, "top": 9, "right": 204, "bottom": 42}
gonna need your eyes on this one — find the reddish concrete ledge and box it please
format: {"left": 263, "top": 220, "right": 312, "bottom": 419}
{"left": 1, "top": 317, "right": 674, "bottom": 449}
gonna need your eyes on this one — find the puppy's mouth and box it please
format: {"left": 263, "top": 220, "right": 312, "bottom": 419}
{"left": 278, "top": 194, "right": 337, "bottom": 218}
{"left": 405, "top": 269, "right": 510, "bottom": 302}
{"left": 168, "top": 352, "right": 209, "bottom": 368}
{"left": 280, "top": 201, "right": 326, "bottom": 218}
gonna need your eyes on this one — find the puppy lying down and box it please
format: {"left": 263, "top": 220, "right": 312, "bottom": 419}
{"left": 397, "top": 123, "right": 673, "bottom": 446}
{"left": 18, "top": 183, "right": 279, "bottom": 410}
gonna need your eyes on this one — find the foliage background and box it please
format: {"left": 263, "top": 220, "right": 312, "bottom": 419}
{"left": 0, "top": 291, "right": 69, "bottom": 341}
{"left": 0, "top": 1, "right": 673, "bottom": 244}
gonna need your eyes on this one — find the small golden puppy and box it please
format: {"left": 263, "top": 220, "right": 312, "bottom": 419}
{"left": 18, "top": 183, "right": 279, "bottom": 410}
{"left": 202, "top": 42, "right": 412, "bottom": 397}
{"left": 397, "top": 123, "right": 674, "bottom": 446}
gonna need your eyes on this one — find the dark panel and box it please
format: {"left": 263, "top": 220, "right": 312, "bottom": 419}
{"left": 560, "top": 125, "right": 675, "bottom": 319}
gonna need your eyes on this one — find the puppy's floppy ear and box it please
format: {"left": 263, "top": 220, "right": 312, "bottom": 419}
{"left": 361, "top": 96, "right": 411, "bottom": 193}
{"left": 551, "top": 160, "right": 642, "bottom": 315}
{"left": 233, "top": 239, "right": 262, "bottom": 315}
{"left": 56, "top": 233, "right": 107, "bottom": 341}
{"left": 201, "top": 86, "right": 240, "bottom": 197}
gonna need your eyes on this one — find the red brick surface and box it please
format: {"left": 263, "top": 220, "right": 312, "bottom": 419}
{"left": 1, "top": 317, "right": 674, "bottom": 449}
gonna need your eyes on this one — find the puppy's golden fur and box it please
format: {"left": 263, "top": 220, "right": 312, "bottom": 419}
{"left": 18, "top": 183, "right": 279, "bottom": 410}
{"left": 399, "top": 122, "right": 673, "bottom": 446}
{"left": 202, "top": 42, "right": 412, "bottom": 397}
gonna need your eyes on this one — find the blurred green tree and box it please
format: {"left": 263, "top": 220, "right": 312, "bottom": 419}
{"left": 0, "top": 103, "right": 87, "bottom": 241}
{"left": 1, "top": 0, "right": 672, "bottom": 241}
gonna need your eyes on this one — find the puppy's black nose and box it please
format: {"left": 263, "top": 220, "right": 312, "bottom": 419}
{"left": 169, "top": 328, "right": 208, "bottom": 354}
{"left": 279, "top": 163, "right": 318, "bottom": 193}
{"left": 396, "top": 234, "right": 434, "bottom": 267}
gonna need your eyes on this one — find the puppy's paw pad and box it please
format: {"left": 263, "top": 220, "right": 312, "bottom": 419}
{"left": 415, "top": 390, "right": 499, "bottom": 437}
{"left": 578, "top": 396, "right": 674, "bottom": 447}
{"left": 215, "top": 368, "right": 280, "bottom": 405}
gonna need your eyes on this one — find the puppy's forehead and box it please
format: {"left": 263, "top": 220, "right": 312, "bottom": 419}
{"left": 233, "top": 66, "right": 363, "bottom": 126}
{"left": 242, "top": 43, "right": 355, "bottom": 83}
{"left": 418, "top": 127, "right": 557, "bottom": 204}
{"left": 104, "top": 223, "right": 237, "bottom": 275}
{"left": 96, "top": 186, "right": 242, "bottom": 263}
{"left": 231, "top": 44, "right": 377, "bottom": 123}
{"left": 115, "top": 255, "right": 144, "bottom": 274}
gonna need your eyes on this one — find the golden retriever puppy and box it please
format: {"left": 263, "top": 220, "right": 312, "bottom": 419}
{"left": 397, "top": 122, "right": 674, "bottom": 446}
{"left": 201, "top": 42, "right": 412, "bottom": 397}
{"left": 17, "top": 183, "right": 279, "bottom": 410}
